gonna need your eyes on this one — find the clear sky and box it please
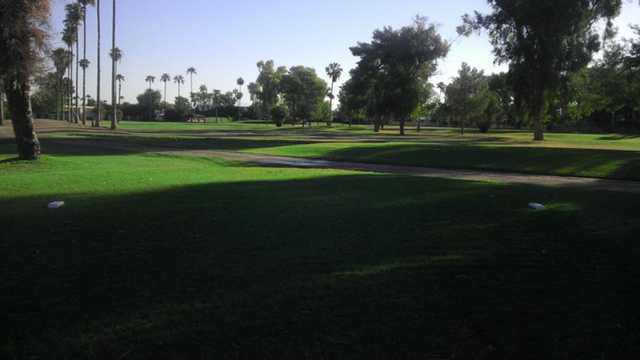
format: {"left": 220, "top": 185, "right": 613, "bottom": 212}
{"left": 50, "top": 0, "right": 640, "bottom": 104}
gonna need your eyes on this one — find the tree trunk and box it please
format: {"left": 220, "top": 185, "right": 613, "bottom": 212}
{"left": 96, "top": 0, "right": 101, "bottom": 127}
{"left": 416, "top": 119, "right": 421, "bottom": 133}
{"left": 82, "top": 9, "right": 87, "bottom": 126}
{"left": 399, "top": 118, "right": 405, "bottom": 135}
{"left": 0, "top": 89, "right": 4, "bottom": 126}
{"left": 118, "top": 80, "right": 122, "bottom": 122}
{"left": 75, "top": 30, "right": 80, "bottom": 123}
{"left": 5, "top": 80, "right": 41, "bottom": 160}
{"left": 532, "top": 88, "right": 545, "bottom": 141}
{"left": 532, "top": 106, "right": 544, "bottom": 141}
{"left": 110, "top": 0, "right": 117, "bottom": 130}
{"left": 68, "top": 47, "right": 73, "bottom": 123}
{"left": 461, "top": 116, "right": 465, "bottom": 136}
{"left": 327, "top": 81, "right": 334, "bottom": 127}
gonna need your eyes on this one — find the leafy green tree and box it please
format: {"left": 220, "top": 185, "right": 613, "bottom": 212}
{"left": 136, "top": 89, "right": 161, "bottom": 120}
{"left": 444, "top": 63, "right": 491, "bottom": 135}
{"left": 459, "top": 0, "right": 623, "bottom": 140}
{"left": 166, "top": 96, "right": 191, "bottom": 121}
{"left": 271, "top": 104, "right": 289, "bottom": 127}
{"left": 31, "top": 73, "right": 60, "bottom": 118}
{"left": 280, "top": 66, "right": 328, "bottom": 126}
{"left": 325, "top": 63, "right": 343, "bottom": 126}
{"left": 236, "top": 77, "right": 244, "bottom": 105}
{"left": 348, "top": 17, "right": 449, "bottom": 135}
{"left": 0, "top": 0, "right": 50, "bottom": 159}
{"left": 255, "top": 60, "right": 287, "bottom": 120}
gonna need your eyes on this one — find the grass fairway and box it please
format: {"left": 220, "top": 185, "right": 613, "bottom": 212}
{"left": 1, "top": 121, "right": 640, "bottom": 358}
{"left": 110, "top": 121, "right": 640, "bottom": 180}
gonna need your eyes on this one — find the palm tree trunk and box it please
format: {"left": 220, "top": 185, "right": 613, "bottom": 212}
{"left": 118, "top": 80, "right": 122, "bottom": 122}
{"left": 178, "top": 83, "right": 181, "bottom": 98}
{"left": 4, "top": 79, "right": 41, "bottom": 160}
{"left": 82, "top": 9, "right": 87, "bottom": 126}
{"left": 68, "top": 46, "right": 73, "bottom": 123}
{"left": 96, "top": 0, "right": 101, "bottom": 127}
{"left": 163, "top": 82, "right": 167, "bottom": 106}
{"left": 75, "top": 28, "right": 80, "bottom": 123}
{"left": 110, "top": 0, "right": 117, "bottom": 130}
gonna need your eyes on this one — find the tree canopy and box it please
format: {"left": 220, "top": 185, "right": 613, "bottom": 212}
{"left": 459, "top": 0, "right": 623, "bottom": 140}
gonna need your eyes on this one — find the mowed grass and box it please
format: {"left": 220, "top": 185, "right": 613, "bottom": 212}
{"left": 2, "top": 139, "right": 640, "bottom": 358}
{"left": 105, "top": 121, "right": 640, "bottom": 180}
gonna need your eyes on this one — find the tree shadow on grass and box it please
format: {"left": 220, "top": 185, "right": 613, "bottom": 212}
{"left": 1, "top": 173, "right": 639, "bottom": 358}
{"left": 319, "top": 142, "right": 640, "bottom": 180}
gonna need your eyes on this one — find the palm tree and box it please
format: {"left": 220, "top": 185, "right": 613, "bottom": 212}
{"left": 79, "top": 58, "right": 90, "bottom": 124}
{"left": 174, "top": 75, "right": 185, "bottom": 98}
{"left": 236, "top": 77, "right": 245, "bottom": 105}
{"left": 160, "top": 73, "right": 171, "bottom": 106}
{"left": 95, "top": 0, "right": 102, "bottom": 127}
{"left": 64, "top": 3, "right": 82, "bottom": 123}
{"left": 63, "top": 3, "right": 81, "bottom": 123}
{"left": 186, "top": 67, "right": 196, "bottom": 100}
{"left": 145, "top": 75, "right": 155, "bottom": 90}
{"left": 78, "top": 0, "right": 95, "bottom": 126}
{"left": 116, "top": 74, "right": 124, "bottom": 121}
{"left": 325, "top": 63, "right": 343, "bottom": 126}
{"left": 109, "top": 0, "right": 117, "bottom": 130}
{"left": 0, "top": 0, "right": 50, "bottom": 159}
{"left": 51, "top": 48, "right": 71, "bottom": 122}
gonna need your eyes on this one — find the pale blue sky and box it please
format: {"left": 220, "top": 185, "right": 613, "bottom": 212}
{"left": 51, "top": 0, "right": 640, "bottom": 104}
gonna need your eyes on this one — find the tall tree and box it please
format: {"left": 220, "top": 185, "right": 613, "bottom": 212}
{"left": 348, "top": 17, "right": 449, "bottom": 135}
{"left": 255, "top": 60, "right": 287, "bottom": 119}
{"left": 145, "top": 75, "right": 155, "bottom": 90}
{"left": 51, "top": 48, "right": 71, "bottom": 122}
{"left": 444, "top": 63, "right": 491, "bottom": 135}
{"left": 116, "top": 74, "right": 124, "bottom": 115}
{"left": 0, "top": 0, "right": 49, "bottom": 159}
{"left": 0, "top": 78, "right": 5, "bottom": 126}
{"left": 63, "top": 3, "right": 81, "bottom": 123}
{"left": 186, "top": 67, "right": 196, "bottom": 100}
{"left": 160, "top": 73, "right": 171, "bottom": 106}
{"left": 325, "top": 62, "right": 343, "bottom": 126}
{"left": 95, "top": 0, "right": 101, "bottom": 127}
{"left": 64, "top": 3, "right": 82, "bottom": 123}
{"left": 78, "top": 0, "right": 95, "bottom": 126}
{"left": 79, "top": 58, "right": 90, "bottom": 124}
{"left": 236, "top": 77, "right": 244, "bottom": 105}
{"left": 174, "top": 75, "right": 185, "bottom": 98}
{"left": 280, "top": 66, "right": 328, "bottom": 126}
{"left": 110, "top": 0, "right": 117, "bottom": 130}
{"left": 459, "top": 0, "right": 622, "bottom": 140}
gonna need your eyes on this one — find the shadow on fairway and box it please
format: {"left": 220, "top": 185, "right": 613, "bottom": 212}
{"left": 2, "top": 173, "right": 640, "bottom": 359}
{"left": 317, "top": 142, "right": 640, "bottom": 181}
